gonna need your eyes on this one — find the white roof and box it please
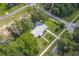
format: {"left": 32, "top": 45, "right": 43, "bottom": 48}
{"left": 31, "top": 24, "right": 48, "bottom": 37}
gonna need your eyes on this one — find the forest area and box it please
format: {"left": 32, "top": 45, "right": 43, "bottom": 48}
{"left": 41, "top": 3, "right": 79, "bottom": 17}
{"left": 57, "top": 28, "right": 79, "bottom": 56}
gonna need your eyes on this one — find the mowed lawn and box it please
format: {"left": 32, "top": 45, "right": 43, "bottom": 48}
{"left": 45, "top": 18, "right": 64, "bottom": 35}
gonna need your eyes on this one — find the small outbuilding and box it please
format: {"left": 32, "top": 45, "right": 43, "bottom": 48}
{"left": 31, "top": 22, "right": 48, "bottom": 37}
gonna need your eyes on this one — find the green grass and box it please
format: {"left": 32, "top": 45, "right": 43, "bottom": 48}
{"left": 0, "top": 4, "right": 24, "bottom": 16}
{"left": 44, "top": 32, "right": 55, "bottom": 43}
{"left": 0, "top": 4, "right": 8, "bottom": 16}
{"left": 45, "top": 18, "right": 64, "bottom": 35}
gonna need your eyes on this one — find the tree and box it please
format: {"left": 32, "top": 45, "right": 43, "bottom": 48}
{"left": 59, "top": 23, "right": 65, "bottom": 28}
{"left": 51, "top": 7, "right": 60, "bottom": 16}
{"left": 40, "top": 4, "right": 52, "bottom": 11}
{"left": 21, "top": 18, "right": 30, "bottom": 33}
{"left": 31, "top": 6, "right": 49, "bottom": 23}
{"left": 43, "top": 3, "right": 79, "bottom": 17}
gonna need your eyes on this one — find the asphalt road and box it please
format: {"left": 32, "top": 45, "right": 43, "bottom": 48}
{"left": 42, "top": 9, "right": 69, "bottom": 24}
{"left": 42, "top": 8, "right": 79, "bottom": 27}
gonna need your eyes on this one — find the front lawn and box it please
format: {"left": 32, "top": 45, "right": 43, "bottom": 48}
{"left": 45, "top": 18, "right": 64, "bottom": 35}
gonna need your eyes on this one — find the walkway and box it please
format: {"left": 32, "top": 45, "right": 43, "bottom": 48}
{"left": 41, "top": 36, "right": 49, "bottom": 43}
{"left": 40, "top": 29, "right": 66, "bottom": 56}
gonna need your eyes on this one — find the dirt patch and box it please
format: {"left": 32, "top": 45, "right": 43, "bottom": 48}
{"left": 0, "top": 25, "right": 11, "bottom": 38}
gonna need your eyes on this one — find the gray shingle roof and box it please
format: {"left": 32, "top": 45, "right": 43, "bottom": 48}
{"left": 31, "top": 24, "right": 48, "bottom": 37}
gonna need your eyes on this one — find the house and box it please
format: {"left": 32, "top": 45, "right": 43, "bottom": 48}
{"left": 31, "top": 22, "right": 48, "bottom": 37}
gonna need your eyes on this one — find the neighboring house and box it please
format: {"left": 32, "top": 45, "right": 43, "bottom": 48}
{"left": 31, "top": 22, "right": 48, "bottom": 37}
